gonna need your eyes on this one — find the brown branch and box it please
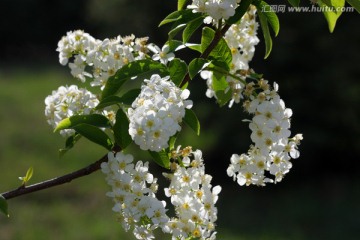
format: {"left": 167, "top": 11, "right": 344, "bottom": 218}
{"left": 1, "top": 154, "right": 107, "bottom": 200}
{"left": 1, "top": 146, "right": 120, "bottom": 200}
{"left": 1, "top": 24, "right": 232, "bottom": 201}
{"left": 179, "top": 24, "right": 231, "bottom": 88}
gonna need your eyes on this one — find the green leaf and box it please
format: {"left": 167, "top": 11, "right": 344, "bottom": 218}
{"left": 287, "top": 0, "right": 300, "bottom": 7}
{"left": 0, "top": 195, "right": 9, "bottom": 217}
{"left": 168, "top": 58, "right": 188, "bottom": 86}
{"left": 318, "top": 0, "right": 345, "bottom": 32}
{"left": 160, "top": 9, "right": 202, "bottom": 30}
{"left": 23, "top": 167, "right": 34, "bottom": 184}
{"left": 178, "top": 0, "right": 190, "bottom": 10}
{"left": 149, "top": 150, "right": 170, "bottom": 169}
{"left": 188, "top": 58, "right": 209, "bottom": 79}
{"left": 73, "top": 124, "right": 113, "bottom": 150}
{"left": 95, "top": 96, "right": 123, "bottom": 110}
{"left": 322, "top": 0, "right": 334, "bottom": 7}
{"left": 168, "top": 133, "right": 178, "bottom": 151}
{"left": 101, "top": 59, "right": 168, "bottom": 99}
{"left": 167, "top": 40, "right": 185, "bottom": 52}
{"left": 96, "top": 89, "right": 141, "bottom": 110}
{"left": 182, "top": 17, "right": 204, "bottom": 43}
{"left": 201, "top": 27, "right": 232, "bottom": 66}
{"left": 119, "top": 89, "right": 141, "bottom": 105}
{"left": 257, "top": 9, "right": 273, "bottom": 59}
{"left": 346, "top": 0, "right": 360, "bottom": 13}
{"left": 215, "top": 89, "right": 232, "bottom": 107}
{"left": 187, "top": 43, "right": 202, "bottom": 52}
{"left": 256, "top": 1, "right": 280, "bottom": 36}
{"left": 113, "top": 109, "right": 132, "bottom": 150}
{"left": 59, "top": 133, "right": 82, "bottom": 157}
{"left": 159, "top": 10, "right": 183, "bottom": 26}
{"left": 210, "top": 64, "right": 232, "bottom": 107}
{"left": 184, "top": 109, "right": 200, "bottom": 135}
{"left": 54, "top": 114, "right": 111, "bottom": 132}
{"left": 227, "top": 0, "right": 253, "bottom": 24}
{"left": 169, "top": 24, "right": 187, "bottom": 39}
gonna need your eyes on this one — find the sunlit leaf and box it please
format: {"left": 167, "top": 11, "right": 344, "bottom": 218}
{"left": 149, "top": 150, "right": 170, "bottom": 169}
{"left": 178, "top": 0, "right": 190, "bottom": 10}
{"left": 201, "top": 27, "right": 232, "bottom": 66}
{"left": 257, "top": 9, "right": 273, "bottom": 59}
{"left": 256, "top": 1, "right": 280, "bottom": 36}
{"left": 168, "top": 133, "right": 178, "bottom": 151}
{"left": 318, "top": 0, "right": 345, "bottom": 32}
{"left": 210, "top": 63, "right": 232, "bottom": 107}
{"left": 24, "top": 167, "right": 34, "bottom": 184}
{"left": 54, "top": 114, "right": 111, "bottom": 132}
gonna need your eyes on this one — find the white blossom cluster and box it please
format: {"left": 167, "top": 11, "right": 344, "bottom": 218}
{"left": 227, "top": 80, "right": 303, "bottom": 186}
{"left": 101, "top": 152, "right": 169, "bottom": 240}
{"left": 163, "top": 147, "right": 221, "bottom": 240}
{"left": 201, "top": 6, "right": 259, "bottom": 107}
{"left": 56, "top": 30, "right": 149, "bottom": 88}
{"left": 225, "top": 5, "right": 259, "bottom": 71}
{"left": 44, "top": 85, "right": 103, "bottom": 137}
{"left": 128, "top": 74, "right": 193, "bottom": 152}
{"left": 188, "top": 0, "right": 241, "bottom": 23}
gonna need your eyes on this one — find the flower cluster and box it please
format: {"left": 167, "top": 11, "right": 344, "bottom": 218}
{"left": 163, "top": 147, "right": 221, "bottom": 239}
{"left": 224, "top": 6, "right": 259, "bottom": 71}
{"left": 227, "top": 80, "right": 303, "bottom": 186}
{"left": 44, "top": 85, "right": 100, "bottom": 137}
{"left": 128, "top": 74, "right": 193, "bottom": 152}
{"left": 201, "top": 7, "right": 259, "bottom": 107}
{"left": 101, "top": 152, "right": 169, "bottom": 239}
{"left": 188, "top": 0, "right": 240, "bottom": 23}
{"left": 57, "top": 30, "right": 149, "bottom": 88}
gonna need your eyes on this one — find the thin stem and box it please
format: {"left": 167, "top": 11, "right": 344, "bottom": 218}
{"left": 1, "top": 145, "right": 120, "bottom": 200}
{"left": 179, "top": 24, "right": 231, "bottom": 88}
{"left": 1, "top": 24, "right": 233, "bottom": 201}
{"left": 204, "top": 66, "right": 247, "bottom": 85}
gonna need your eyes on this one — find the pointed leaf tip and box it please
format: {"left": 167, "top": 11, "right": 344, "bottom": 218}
{"left": 0, "top": 195, "right": 9, "bottom": 217}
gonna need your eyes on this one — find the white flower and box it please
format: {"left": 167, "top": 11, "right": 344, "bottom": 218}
{"left": 44, "top": 85, "right": 99, "bottom": 137}
{"left": 227, "top": 81, "right": 303, "bottom": 186}
{"left": 163, "top": 147, "right": 221, "bottom": 239}
{"left": 128, "top": 74, "right": 193, "bottom": 151}
{"left": 57, "top": 30, "right": 149, "bottom": 89}
{"left": 102, "top": 152, "right": 169, "bottom": 240}
{"left": 200, "top": 6, "right": 260, "bottom": 107}
{"left": 188, "top": 0, "right": 239, "bottom": 23}
{"left": 147, "top": 44, "right": 175, "bottom": 65}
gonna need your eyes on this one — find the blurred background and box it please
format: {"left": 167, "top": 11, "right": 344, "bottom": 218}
{"left": 0, "top": 0, "right": 359, "bottom": 239}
